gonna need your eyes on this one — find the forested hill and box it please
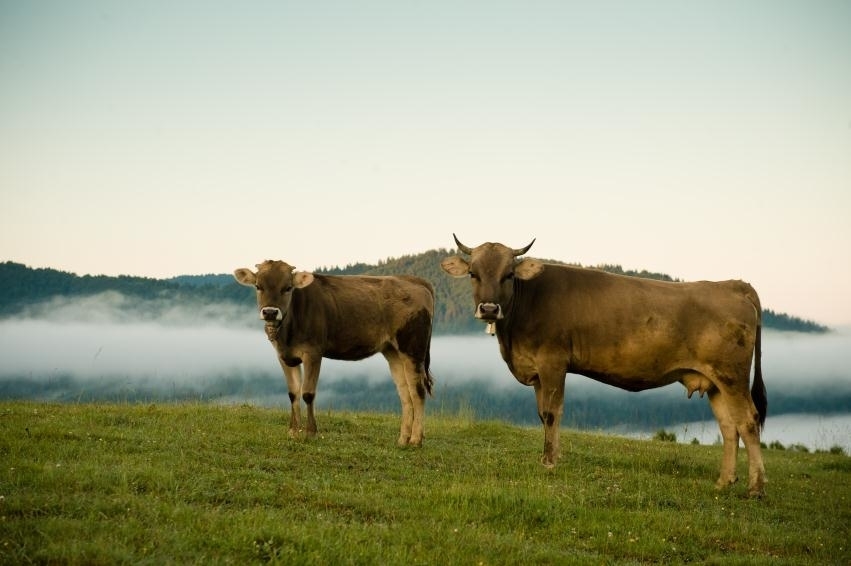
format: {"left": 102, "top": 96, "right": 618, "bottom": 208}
{"left": 0, "top": 255, "right": 830, "bottom": 334}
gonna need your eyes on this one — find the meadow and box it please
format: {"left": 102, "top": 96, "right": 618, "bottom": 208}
{"left": 0, "top": 402, "right": 848, "bottom": 565}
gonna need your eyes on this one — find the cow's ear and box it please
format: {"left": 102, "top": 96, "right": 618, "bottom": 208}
{"left": 233, "top": 268, "right": 256, "bottom": 286}
{"left": 515, "top": 258, "right": 544, "bottom": 280}
{"left": 293, "top": 272, "right": 315, "bottom": 288}
{"left": 441, "top": 256, "right": 470, "bottom": 278}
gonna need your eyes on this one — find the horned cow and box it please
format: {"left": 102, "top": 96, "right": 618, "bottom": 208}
{"left": 234, "top": 260, "right": 435, "bottom": 446}
{"left": 441, "top": 235, "right": 767, "bottom": 497}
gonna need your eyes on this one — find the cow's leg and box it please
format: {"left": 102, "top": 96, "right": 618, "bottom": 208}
{"left": 728, "top": 393, "right": 767, "bottom": 497}
{"left": 403, "top": 356, "right": 428, "bottom": 447}
{"left": 391, "top": 311, "right": 431, "bottom": 447}
{"left": 384, "top": 351, "right": 415, "bottom": 446}
{"left": 739, "top": 415, "right": 767, "bottom": 498}
{"left": 280, "top": 362, "right": 303, "bottom": 437}
{"left": 709, "top": 384, "right": 767, "bottom": 497}
{"left": 707, "top": 388, "right": 740, "bottom": 489}
{"left": 534, "top": 369, "right": 566, "bottom": 468}
{"left": 301, "top": 356, "right": 322, "bottom": 437}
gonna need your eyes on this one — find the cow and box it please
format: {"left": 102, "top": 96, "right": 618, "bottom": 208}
{"left": 441, "top": 235, "right": 767, "bottom": 497}
{"left": 234, "top": 260, "right": 435, "bottom": 446}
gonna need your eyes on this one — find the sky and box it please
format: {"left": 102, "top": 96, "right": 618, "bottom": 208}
{"left": 1, "top": 1, "right": 849, "bottom": 325}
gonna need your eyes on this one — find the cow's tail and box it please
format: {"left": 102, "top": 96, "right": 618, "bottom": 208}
{"left": 424, "top": 336, "right": 435, "bottom": 397}
{"left": 423, "top": 282, "right": 435, "bottom": 397}
{"left": 751, "top": 308, "right": 767, "bottom": 430}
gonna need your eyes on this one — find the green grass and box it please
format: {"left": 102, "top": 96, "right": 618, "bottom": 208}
{"left": 0, "top": 402, "right": 848, "bottom": 565}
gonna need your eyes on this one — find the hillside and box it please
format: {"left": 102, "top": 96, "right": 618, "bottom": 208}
{"left": 0, "top": 256, "right": 830, "bottom": 334}
{"left": 1, "top": 402, "right": 847, "bottom": 564}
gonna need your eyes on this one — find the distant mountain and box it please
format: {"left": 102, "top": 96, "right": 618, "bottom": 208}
{"left": 0, "top": 256, "right": 830, "bottom": 334}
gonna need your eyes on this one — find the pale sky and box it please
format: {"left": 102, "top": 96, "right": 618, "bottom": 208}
{"left": 2, "top": 1, "right": 850, "bottom": 325}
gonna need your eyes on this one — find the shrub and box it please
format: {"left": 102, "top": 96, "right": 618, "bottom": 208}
{"left": 653, "top": 429, "right": 677, "bottom": 442}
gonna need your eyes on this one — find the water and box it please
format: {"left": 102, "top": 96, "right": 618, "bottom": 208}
{"left": 610, "top": 413, "right": 851, "bottom": 453}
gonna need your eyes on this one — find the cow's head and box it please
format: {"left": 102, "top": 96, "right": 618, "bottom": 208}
{"left": 233, "top": 260, "right": 315, "bottom": 323}
{"left": 441, "top": 234, "right": 543, "bottom": 321}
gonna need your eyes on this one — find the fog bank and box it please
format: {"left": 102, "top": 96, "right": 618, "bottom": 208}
{"left": 1, "top": 303, "right": 849, "bottom": 442}
{"left": 3, "top": 319, "right": 849, "bottom": 389}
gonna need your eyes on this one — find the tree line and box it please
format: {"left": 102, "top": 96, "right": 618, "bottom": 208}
{"left": 0, "top": 255, "right": 830, "bottom": 334}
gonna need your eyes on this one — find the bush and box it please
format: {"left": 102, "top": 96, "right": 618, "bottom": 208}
{"left": 653, "top": 429, "right": 677, "bottom": 442}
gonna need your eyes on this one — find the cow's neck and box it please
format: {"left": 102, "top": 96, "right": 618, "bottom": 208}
{"left": 493, "top": 308, "right": 514, "bottom": 360}
{"left": 264, "top": 292, "right": 307, "bottom": 345}
{"left": 493, "top": 280, "right": 528, "bottom": 366}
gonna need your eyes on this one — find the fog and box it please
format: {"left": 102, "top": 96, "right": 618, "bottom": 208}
{"left": 2, "top": 294, "right": 849, "bottom": 450}
{"left": 17, "top": 291, "right": 254, "bottom": 328}
{"left": 3, "top": 317, "right": 848, "bottom": 393}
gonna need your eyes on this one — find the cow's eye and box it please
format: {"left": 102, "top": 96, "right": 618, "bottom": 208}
{"left": 502, "top": 272, "right": 515, "bottom": 282}
{"left": 469, "top": 271, "right": 479, "bottom": 281}
{"left": 282, "top": 286, "right": 293, "bottom": 294}
{"left": 255, "top": 285, "right": 264, "bottom": 292}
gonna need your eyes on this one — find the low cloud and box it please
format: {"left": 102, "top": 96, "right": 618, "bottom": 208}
{"left": 18, "top": 291, "right": 254, "bottom": 328}
{"left": 1, "top": 293, "right": 849, "bottom": 406}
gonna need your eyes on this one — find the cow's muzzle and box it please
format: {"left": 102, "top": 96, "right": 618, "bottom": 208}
{"left": 260, "top": 307, "right": 283, "bottom": 322}
{"left": 475, "top": 302, "right": 503, "bottom": 321}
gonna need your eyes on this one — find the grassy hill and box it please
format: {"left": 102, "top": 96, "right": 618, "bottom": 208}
{"left": 1, "top": 402, "right": 848, "bottom": 564}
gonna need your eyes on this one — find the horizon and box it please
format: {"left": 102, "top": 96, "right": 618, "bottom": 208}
{"left": 2, "top": 2, "right": 849, "bottom": 326}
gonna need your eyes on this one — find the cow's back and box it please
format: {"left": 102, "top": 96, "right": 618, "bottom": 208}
{"left": 514, "top": 265, "right": 757, "bottom": 334}
{"left": 318, "top": 274, "right": 433, "bottom": 320}
{"left": 292, "top": 274, "right": 433, "bottom": 359}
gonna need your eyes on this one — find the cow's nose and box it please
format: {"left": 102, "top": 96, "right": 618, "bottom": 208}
{"left": 260, "top": 307, "right": 283, "bottom": 321}
{"left": 476, "top": 302, "right": 502, "bottom": 320}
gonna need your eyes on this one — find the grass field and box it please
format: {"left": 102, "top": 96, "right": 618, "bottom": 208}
{"left": 1, "top": 401, "right": 848, "bottom": 565}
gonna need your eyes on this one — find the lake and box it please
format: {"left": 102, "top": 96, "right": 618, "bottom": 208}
{"left": 607, "top": 413, "right": 851, "bottom": 453}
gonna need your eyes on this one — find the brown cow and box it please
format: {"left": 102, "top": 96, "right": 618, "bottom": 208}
{"left": 442, "top": 235, "right": 767, "bottom": 497}
{"left": 234, "top": 260, "right": 435, "bottom": 446}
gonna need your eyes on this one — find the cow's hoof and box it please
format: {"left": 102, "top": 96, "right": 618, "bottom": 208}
{"left": 747, "top": 487, "right": 765, "bottom": 499}
{"left": 747, "top": 480, "right": 766, "bottom": 498}
{"left": 714, "top": 476, "right": 738, "bottom": 490}
{"left": 540, "top": 456, "right": 556, "bottom": 469}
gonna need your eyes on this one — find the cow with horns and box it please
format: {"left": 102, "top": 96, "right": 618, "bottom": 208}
{"left": 441, "top": 235, "right": 767, "bottom": 497}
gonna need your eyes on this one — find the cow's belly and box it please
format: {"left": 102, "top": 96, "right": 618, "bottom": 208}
{"left": 284, "top": 339, "right": 382, "bottom": 363}
{"left": 579, "top": 368, "right": 682, "bottom": 392}
{"left": 576, "top": 342, "right": 694, "bottom": 390}
{"left": 325, "top": 342, "right": 382, "bottom": 361}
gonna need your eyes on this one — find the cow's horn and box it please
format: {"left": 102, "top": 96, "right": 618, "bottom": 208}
{"left": 453, "top": 233, "right": 474, "bottom": 255}
{"left": 513, "top": 238, "right": 536, "bottom": 257}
